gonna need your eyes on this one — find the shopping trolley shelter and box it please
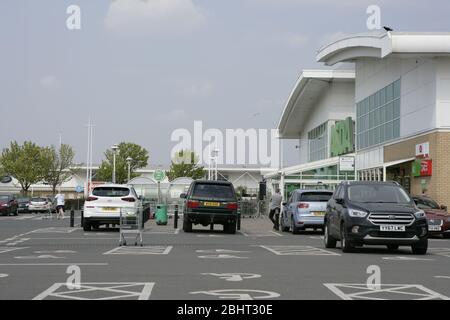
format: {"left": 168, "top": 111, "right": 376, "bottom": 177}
{"left": 1, "top": 204, "right": 450, "bottom": 301}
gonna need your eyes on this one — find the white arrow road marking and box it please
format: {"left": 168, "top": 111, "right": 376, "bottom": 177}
{"left": 198, "top": 254, "right": 248, "bottom": 259}
{"left": 34, "top": 250, "right": 77, "bottom": 254}
{"left": 190, "top": 289, "right": 280, "bottom": 300}
{"left": 15, "top": 255, "right": 65, "bottom": 260}
{"left": 201, "top": 273, "right": 261, "bottom": 282}
{"left": 382, "top": 256, "right": 435, "bottom": 261}
{"left": 0, "top": 274, "right": 8, "bottom": 278}
{"left": 196, "top": 249, "right": 250, "bottom": 254}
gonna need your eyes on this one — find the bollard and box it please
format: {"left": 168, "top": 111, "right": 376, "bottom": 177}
{"left": 237, "top": 214, "right": 241, "bottom": 231}
{"left": 70, "top": 209, "right": 74, "bottom": 228}
{"left": 174, "top": 205, "right": 179, "bottom": 229}
{"left": 81, "top": 210, "right": 84, "bottom": 227}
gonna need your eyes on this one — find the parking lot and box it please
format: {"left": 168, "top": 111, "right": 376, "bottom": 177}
{"left": 1, "top": 213, "right": 450, "bottom": 300}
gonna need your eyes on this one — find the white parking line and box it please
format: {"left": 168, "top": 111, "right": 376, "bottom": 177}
{"left": 104, "top": 246, "right": 173, "bottom": 255}
{"left": 34, "top": 282, "right": 155, "bottom": 300}
{"left": 0, "top": 263, "right": 108, "bottom": 266}
{"left": 240, "top": 231, "right": 283, "bottom": 237}
{"left": 324, "top": 283, "right": 450, "bottom": 300}
{"left": 259, "top": 245, "right": 340, "bottom": 256}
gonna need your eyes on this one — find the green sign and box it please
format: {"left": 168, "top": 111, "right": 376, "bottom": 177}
{"left": 154, "top": 170, "right": 166, "bottom": 182}
{"left": 330, "top": 117, "right": 355, "bottom": 157}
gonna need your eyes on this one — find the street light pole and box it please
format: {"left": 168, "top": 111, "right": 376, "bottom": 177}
{"left": 126, "top": 157, "right": 133, "bottom": 182}
{"left": 111, "top": 144, "right": 119, "bottom": 184}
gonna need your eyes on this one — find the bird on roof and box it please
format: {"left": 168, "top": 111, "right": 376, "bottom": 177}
{"left": 383, "top": 26, "right": 394, "bottom": 32}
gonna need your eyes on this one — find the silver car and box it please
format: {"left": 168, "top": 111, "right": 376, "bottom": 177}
{"left": 280, "top": 190, "right": 333, "bottom": 234}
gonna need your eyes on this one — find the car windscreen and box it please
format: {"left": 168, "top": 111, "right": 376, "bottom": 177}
{"left": 18, "top": 198, "right": 30, "bottom": 203}
{"left": 0, "top": 195, "right": 10, "bottom": 201}
{"left": 414, "top": 197, "right": 440, "bottom": 210}
{"left": 92, "top": 187, "right": 130, "bottom": 197}
{"left": 192, "top": 184, "right": 235, "bottom": 200}
{"left": 348, "top": 185, "right": 411, "bottom": 204}
{"left": 300, "top": 192, "right": 333, "bottom": 202}
{"left": 31, "top": 198, "right": 46, "bottom": 202}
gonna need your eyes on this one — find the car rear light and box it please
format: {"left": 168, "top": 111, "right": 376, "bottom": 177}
{"left": 227, "top": 202, "right": 238, "bottom": 210}
{"left": 187, "top": 200, "right": 200, "bottom": 209}
{"left": 121, "top": 197, "right": 136, "bottom": 202}
{"left": 298, "top": 203, "right": 309, "bottom": 209}
{"left": 86, "top": 196, "right": 98, "bottom": 202}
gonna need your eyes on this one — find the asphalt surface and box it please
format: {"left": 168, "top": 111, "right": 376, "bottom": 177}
{"left": 1, "top": 212, "right": 450, "bottom": 300}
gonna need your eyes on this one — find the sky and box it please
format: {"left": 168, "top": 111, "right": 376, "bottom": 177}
{"left": 1, "top": 0, "right": 450, "bottom": 168}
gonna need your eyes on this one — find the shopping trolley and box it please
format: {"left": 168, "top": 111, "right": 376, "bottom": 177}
{"left": 119, "top": 206, "right": 144, "bottom": 246}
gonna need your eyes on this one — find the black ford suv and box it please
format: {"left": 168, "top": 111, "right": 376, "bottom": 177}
{"left": 180, "top": 180, "right": 238, "bottom": 234}
{"left": 324, "top": 181, "right": 428, "bottom": 254}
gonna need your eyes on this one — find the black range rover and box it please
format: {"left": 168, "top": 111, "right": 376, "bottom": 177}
{"left": 324, "top": 181, "right": 428, "bottom": 254}
{"left": 180, "top": 180, "right": 239, "bottom": 234}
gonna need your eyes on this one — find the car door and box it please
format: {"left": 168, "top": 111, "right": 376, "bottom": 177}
{"left": 286, "top": 194, "right": 294, "bottom": 225}
{"left": 328, "top": 186, "right": 343, "bottom": 237}
{"left": 333, "top": 186, "right": 347, "bottom": 237}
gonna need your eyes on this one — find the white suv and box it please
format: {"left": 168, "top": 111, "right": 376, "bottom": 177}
{"left": 83, "top": 184, "right": 140, "bottom": 231}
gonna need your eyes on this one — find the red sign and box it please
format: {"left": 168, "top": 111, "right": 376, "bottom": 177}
{"left": 420, "top": 160, "right": 432, "bottom": 177}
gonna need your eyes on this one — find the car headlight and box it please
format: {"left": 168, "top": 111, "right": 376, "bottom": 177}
{"left": 414, "top": 210, "right": 426, "bottom": 219}
{"left": 348, "top": 209, "right": 368, "bottom": 218}
{"left": 1, "top": 204, "right": 8, "bottom": 207}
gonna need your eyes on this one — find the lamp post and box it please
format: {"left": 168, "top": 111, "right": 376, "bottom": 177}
{"left": 111, "top": 144, "right": 119, "bottom": 184}
{"left": 126, "top": 157, "right": 133, "bottom": 182}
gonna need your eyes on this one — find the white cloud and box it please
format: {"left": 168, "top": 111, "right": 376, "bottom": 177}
{"left": 39, "top": 75, "right": 59, "bottom": 90}
{"left": 104, "top": 0, "right": 206, "bottom": 36}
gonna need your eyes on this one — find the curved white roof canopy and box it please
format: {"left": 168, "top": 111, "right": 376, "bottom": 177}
{"left": 277, "top": 70, "right": 355, "bottom": 139}
{"left": 317, "top": 31, "right": 450, "bottom": 66}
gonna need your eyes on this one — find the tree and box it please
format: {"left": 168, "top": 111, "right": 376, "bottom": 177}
{"left": 42, "top": 144, "right": 75, "bottom": 195}
{"left": 167, "top": 150, "right": 205, "bottom": 181}
{"left": 0, "top": 141, "right": 48, "bottom": 194}
{"left": 97, "top": 142, "right": 149, "bottom": 184}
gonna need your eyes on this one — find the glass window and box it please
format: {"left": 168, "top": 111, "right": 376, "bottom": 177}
{"left": 192, "top": 183, "right": 236, "bottom": 200}
{"left": 393, "top": 119, "right": 400, "bottom": 138}
{"left": 380, "top": 105, "right": 386, "bottom": 123}
{"left": 300, "top": 192, "right": 333, "bottom": 202}
{"left": 92, "top": 187, "right": 130, "bottom": 197}
{"left": 380, "top": 88, "right": 386, "bottom": 105}
{"left": 386, "top": 83, "right": 394, "bottom": 101}
{"left": 375, "top": 91, "right": 380, "bottom": 108}
{"left": 386, "top": 102, "right": 394, "bottom": 121}
{"left": 394, "top": 79, "right": 401, "bottom": 98}
{"left": 393, "top": 99, "right": 400, "bottom": 118}
{"left": 386, "top": 121, "right": 393, "bottom": 141}
{"left": 348, "top": 184, "right": 411, "bottom": 204}
{"left": 380, "top": 124, "right": 385, "bottom": 142}
{"left": 369, "top": 95, "right": 375, "bottom": 112}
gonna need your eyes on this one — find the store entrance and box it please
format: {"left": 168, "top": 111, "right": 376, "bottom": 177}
{"left": 386, "top": 161, "right": 413, "bottom": 194}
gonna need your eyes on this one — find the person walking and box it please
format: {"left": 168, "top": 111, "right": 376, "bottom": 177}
{"left": 55, "top": 192, "right": 65, "bottom": 219}
{"left": 269, "top": 188, "right": 282, "bottom": 230}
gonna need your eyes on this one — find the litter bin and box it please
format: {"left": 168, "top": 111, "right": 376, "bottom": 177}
{"left": 155, "top": 204, "right": 168, "bottom": 225}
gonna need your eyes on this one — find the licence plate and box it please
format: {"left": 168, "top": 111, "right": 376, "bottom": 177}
{"left": 428, "top": 225, "right": 442, "bottom": 231}
{"left": 102, "top": 207, "right": 118, "bottom": 212}
{"left": 380, "top": 225, "right": 406, "bottom": 232}
{"left": 203, "top": 202, "right": 220, "bottom": 207}
{"left": 311, "top": 211, "right": 325, "bottom": 217}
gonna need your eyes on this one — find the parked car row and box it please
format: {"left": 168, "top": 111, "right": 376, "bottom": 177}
{"left": 280, "top": 181, "right": 450, "bottom": 255}
{"left": 0, "top": 194, "right": 57, "bottom": 215}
